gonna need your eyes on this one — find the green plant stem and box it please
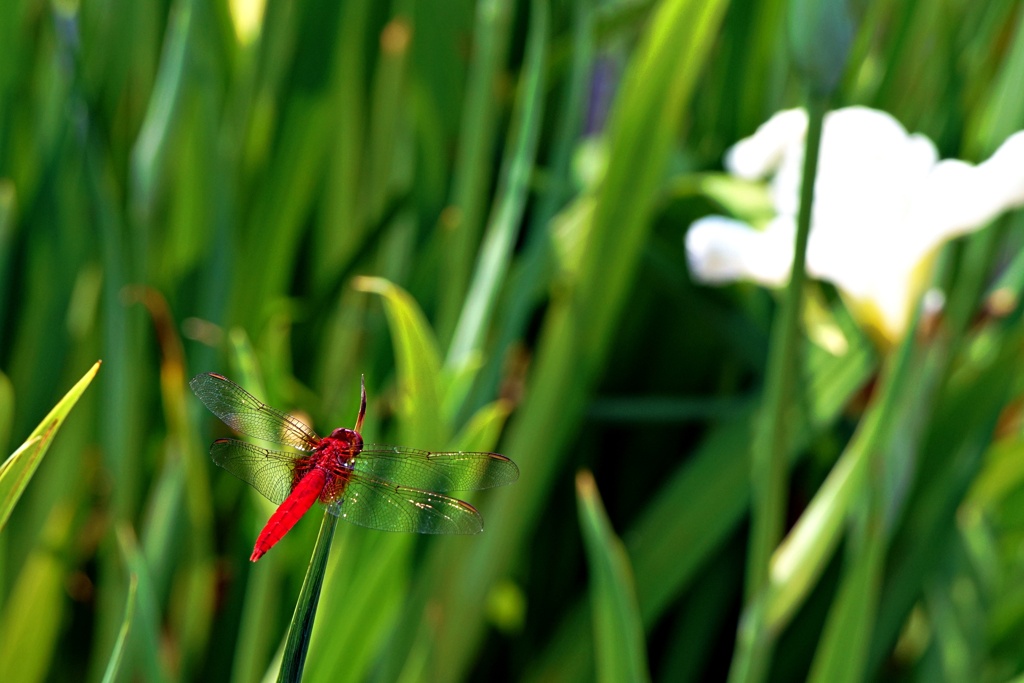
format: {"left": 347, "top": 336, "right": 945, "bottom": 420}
{"left": 445, "top": 0, "right": 548, "bottom": 380}
{"left": 277, "top": 512, "right": 338, "bottom": 683}
{"left": 438, "top": 0, "right": 514, "bottom": 341}
{"left": 731, "top": 93, "right": 827, "bottom": 683}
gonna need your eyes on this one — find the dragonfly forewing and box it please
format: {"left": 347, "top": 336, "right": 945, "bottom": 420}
{"left": 190, "top": 373, "right": 320, "bottom": 451}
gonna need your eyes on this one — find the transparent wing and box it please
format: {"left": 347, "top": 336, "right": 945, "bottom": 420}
{"left": 328, "top": 475, "right": 484, "bottom": 534}
{"left": 212, "top": 440, "right": 491, "bottom": 534}
{"left": 209, "top": 439, "right": 302, "bottom": 505}
{"left": 355, "top": 445, "right": 519, "bottom": 491}
{"left": 190, "top": 373, "right": 319, "bottom": 451}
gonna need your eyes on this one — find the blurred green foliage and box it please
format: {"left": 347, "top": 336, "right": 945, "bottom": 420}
{"left": 2, "top": 0, "right": 1024, "bottom": 681}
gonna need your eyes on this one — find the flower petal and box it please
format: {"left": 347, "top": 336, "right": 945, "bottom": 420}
{"left": 686, "top": 216, "right": 794, "bottom": 287}
{"left": 725, "top": 109, "right": 808, "bottom": 180}
{"left": 979, "top": 130, "right": 1024, "bottom": 211}
{"left": 909, "top": 131, "right": 1024, "bottom": 254}
{"left": 692, "top": 104, "right": 1024, "bottom": 344}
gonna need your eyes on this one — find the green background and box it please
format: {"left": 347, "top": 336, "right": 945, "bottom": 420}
{"left": 3, "top": 0, "right": 1024, "bottom": 681}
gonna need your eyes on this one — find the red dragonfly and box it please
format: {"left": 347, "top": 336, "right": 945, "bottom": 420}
{"left": 190, "top": 373, "right": 518, "bottom": 561}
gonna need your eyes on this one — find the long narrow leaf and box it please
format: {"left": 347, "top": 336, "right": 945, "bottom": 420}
{"left": 277, "top": 511, "right": 339, "bottom": 683}
{"left": 100, "top": 573, "right": 139, "bottom": 683}
{"left": 353, "top": 276, "right": 445, "bottom": 445}
{"left": 427, "top": 1, "right": 730, "bottom": 676}
{"left": 445, "top": 0, "right": 548, "bottom": 380}
{"left": 0, "top": 360, "right": 101, "bottom": 531}
{"left": 576, "top": 470, "right": 650, "bottom": 683}
{"left": 0, "top": 504, "right": 76, "bottom": 681}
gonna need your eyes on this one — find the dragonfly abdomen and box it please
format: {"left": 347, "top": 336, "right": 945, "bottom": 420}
{"left": 250, "top": 468, "right": 327, "bottom": 562}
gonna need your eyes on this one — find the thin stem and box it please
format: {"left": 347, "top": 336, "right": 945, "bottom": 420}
{"left": 277, "top": 378, "right": 363, "bottom": 682}
{"left": 276, "top": 512, "right": 338, "bottom": 683}
{"left": 437, "top": 0, "right": 514, "bottom": 341}
{"left": 445, "top": 0, "right": 548, "bottom": 378}
{"left": 730, "top": 93, "right": 828, "bottom": 683}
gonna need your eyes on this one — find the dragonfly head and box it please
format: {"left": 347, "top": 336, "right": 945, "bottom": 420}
{"left": 327, "top": 427, "right": 363, "bottom": 452}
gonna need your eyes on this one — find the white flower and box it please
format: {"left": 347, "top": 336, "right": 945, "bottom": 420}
{"left": 686, "top": 106, "right": 1024, "bottom": 341}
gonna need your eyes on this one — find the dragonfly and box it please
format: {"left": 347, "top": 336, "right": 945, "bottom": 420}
{"left": 190, "top": 373, "right": 519, "bottom": 561}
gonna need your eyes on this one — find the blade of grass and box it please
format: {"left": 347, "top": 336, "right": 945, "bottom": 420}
{"left": 0, "top": 360, "right": 101, "bottom": 531}
{"left": 743, "top": 95, "right": 824, "bottom": 594}
{"left": 230, "top": 0, "right": 334, "bottom": 322}
{"left": 364, "top": 4, "right": 414, "bottom": 225}
{"left": 117, "top": 523, "right": 171, "bottom": 683}
{"left": 765, "top": 338, "right": 916, "bottom": 628}
{"left": 0, "top": 181, "right": 14, "bottom": 344}
{"left": 428, "top": 0, "right": 731, "bottom": 676}
{"left": 528, "top": 314, "right": 876, "bottom": 683}
{"left": 0, "top": 437, "right": 40, "bottom": 511}
{"left": 131, "top": 287, "right": 216, "bottom": 678}
{"left": 231, "top": 545, "right": 284, "bottom": 683}
{"left": 966, "top": 1, "right": 1024, "bottom": 156}
{"left": 353, "top": 276, "right": 446, "bottom": 445}
{"left": 130, "top": 0, "right": 193, "bottom": 220}
{"left": 465, "top": 0, "right": 593, "bottom": 418}
{"left": 312, "top": 0, "right": 371, "bottom": 291}
{"left": 0, "top": 504, "right": 76, "bottom": 682}
{"left": 445, "top": 0, "right": 548, "bottom": 389}
{"left": 84, "top": 69, "right": 148, "bottom": 675}
{"left": 304, "top": 528, "right": 410, "bottom": 683}
{"left": 807, "top": 337, "right": 942, "bottom": 683}
{"left": 451, "top": 399, "right": 512, "bottom": 453}
{"left": 805, "top": 501, "right": 886, "bottom": 683}
{"left": 658, "top": 547, "right": 745, "bottom": 683}
{"left": 223, "top": 332, "right": 287, "bottom": 683}
{"left": 728, "top": 92, "right": 827, "bottom": 683}
{"left": 866, "top": 320, "right": 1024, "bottom": 675}
{"left": 333, "top": 276, "right": 454, "bottom": 683}
{"left": 100, "top": 572, "right": 139, "bottom": 683}
{"left": 237, "top": 97, "right": 334, "bottom": 319}
{"left": 437, "top": 0, "right": 516, "bottom": 340}
{"left": 303, "top": 528, "right": 411, "bottom": 679}
{"left": 576, "top": 470, "right": 650, "bottom": 683}
{"left": 277, "top": 511, "right": 338, "bottom": 683}
{"left": 332, "top": 394, "right": 512, "bottom": 683}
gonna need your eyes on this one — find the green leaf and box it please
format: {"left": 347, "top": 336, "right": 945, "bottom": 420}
{"left": 806, "top": 503, "right": 884, "bottom": 683}
{"left": 445, "top": 0, "right": 548, "bottom": 383}
{"left": 427, "top": 0, "right": 732, "bottom": 676}
{"left": 101, "top": 573, "right": 139, "bottom": 683}
{"left": 0, "top": 360, "right": 101, "bottom": 532}
{"left": 277, "top": 511, "right": 339, "bottom": 683}
{"left": 968, "top": 4, "right": 1024, "bottom": 153}
{"left": 451, "top": 399, "right": 512, "bottom": 453}
{"left": 805, "top": 337, "right": 943, "bottom": 683}
{"left": 764, "top": 319, "right": 921, "bottom": 633}
{"left": 436, "top": 0, "right": 516, "bottom": 338}
{"left": 528, "top": 307, "right": 876, "bottom": 683}
{"left": 0, "top": 504, "right": 76, "bottom": 682}
{"left": 116, "top": 524, "right": 171, "bottom": 683}
{"left": 0, "top": 365, "right": 11, "bottom": 452}
{"left": 353, "top": 276, "right": 445, "bottom": 445}
{"left": 130, "top": 0, "right": 193, "bottom": 217}
{"left": 576, "top": 470, "right": 650, "bottom": 683}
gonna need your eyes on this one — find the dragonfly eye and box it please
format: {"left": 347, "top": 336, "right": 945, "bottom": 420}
{"left": 328, "top": 427, "right": 363, "bottom": 451}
